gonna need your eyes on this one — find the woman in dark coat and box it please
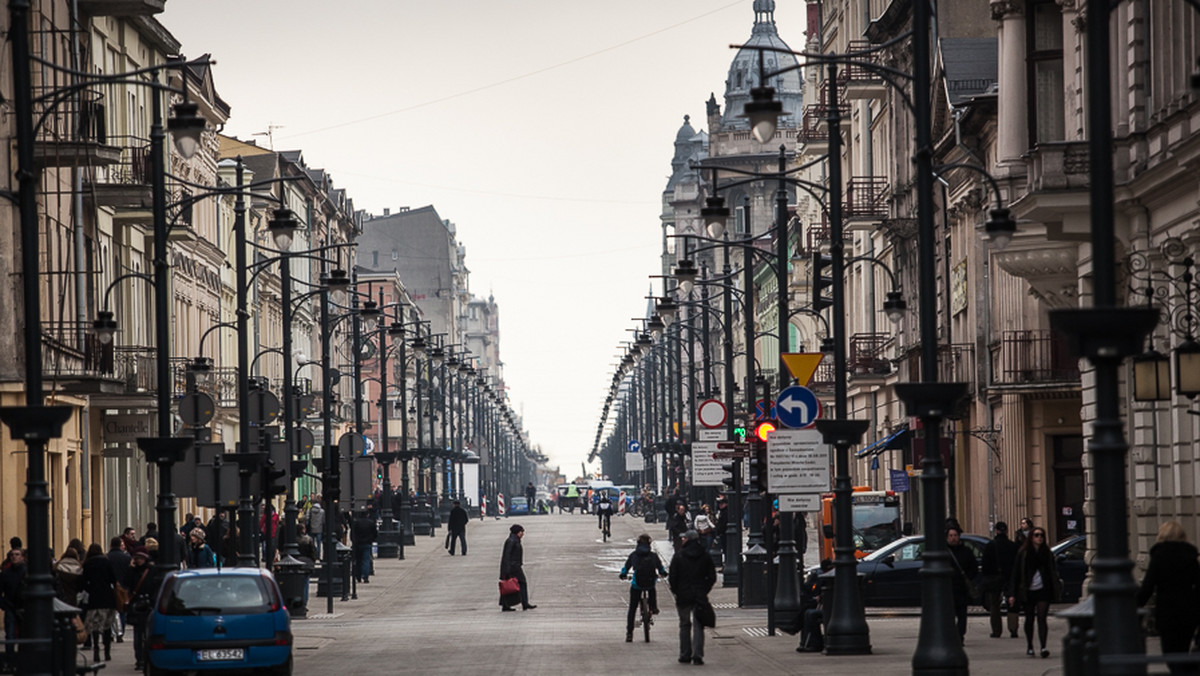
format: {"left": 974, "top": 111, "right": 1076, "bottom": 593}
{"left": 1136, "top": 520, "right": 1200, "bottom": 674}
{"left": 499, "top": 524, "right": 535, "bottom": 611}
{"left": 80, "top": 543, "right": 118, "bottom": 662}
{"left": 1007, "top": 526, "right": 1061, "bottom": 659}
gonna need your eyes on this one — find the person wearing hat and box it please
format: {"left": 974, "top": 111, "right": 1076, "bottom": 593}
{"left": 447, "top": 500, "right": 469, "bottom": 556}
{"left": 186, "top": 528, "right": 216, "bottom": 569}
{"left": 668, "top": 529, "right": 716, "bottom": 665}
{"left": 499, "top": 524, "right": 535, "bottom": 611}
{"left": 981, "top": 520, "right": 1019, "bottom": 638}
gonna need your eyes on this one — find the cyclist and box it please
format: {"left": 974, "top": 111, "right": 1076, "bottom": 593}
{"left": 619, "top": 534, "right": 668, "bottom": 642}
{"left": 597, "top": 492, "right": 614, "bottom": 535}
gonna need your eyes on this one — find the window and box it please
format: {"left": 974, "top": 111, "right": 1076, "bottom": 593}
{"left": 372, "top": 251, "right": 378, "bottom": 267}
{"left": 391, "top": 249, "right": 398, "bottom": 261}
{"left": 1026, "top": 0, "right": 1065, "bottom": 145}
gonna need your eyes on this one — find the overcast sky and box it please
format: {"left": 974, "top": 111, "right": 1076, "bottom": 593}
{"left": 159, "top": 0, "right": 809, "bottom": 476}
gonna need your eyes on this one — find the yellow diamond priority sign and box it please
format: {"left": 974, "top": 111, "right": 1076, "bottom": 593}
{"left": 781, "top": 353, "right": 825, "bottom": 385}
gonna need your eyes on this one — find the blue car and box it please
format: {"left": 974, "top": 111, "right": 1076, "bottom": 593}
{"left": 507, "top": 496, "right": 530, "bottom": 515}
{"left": 145, "top": 567, "right": 292, "bottom": 676}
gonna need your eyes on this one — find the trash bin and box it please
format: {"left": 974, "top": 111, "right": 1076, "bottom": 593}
{"left": 274, "top": 553, "right": 312, "bottom": 619}
{"left": 336, "top": 541, "right": 353, "bottom": 601}
{"left": 53, "top": 598, "right": 83, "bottom": 675}
{"left": 315, "top": 543, "right": 353, "bottom": 600}
{"left": 411, "top": 505, "right": 432, "bottom": 536}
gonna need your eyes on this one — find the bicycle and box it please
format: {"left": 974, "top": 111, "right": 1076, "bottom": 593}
{"left": 635, "top": 588, "right": 654, "bottom": 642}
{"left": 600, "top": 511, "right": 611, "bottom": 542}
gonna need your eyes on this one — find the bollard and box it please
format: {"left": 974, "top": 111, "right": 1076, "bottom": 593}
{"left": 741, "top": 543, "right": 769, "bottom": 607}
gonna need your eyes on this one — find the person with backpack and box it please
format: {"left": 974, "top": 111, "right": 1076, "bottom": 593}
{"left": 619, "top": 534, "right": 668, "bottom": 642}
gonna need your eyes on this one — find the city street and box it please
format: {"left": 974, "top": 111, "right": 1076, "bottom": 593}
{"left": 95, "top": 512, "right": 1085, "bottom": 676}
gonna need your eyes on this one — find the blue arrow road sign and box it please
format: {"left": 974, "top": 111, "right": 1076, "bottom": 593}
{"left": 776, "top": 385, "right": 821, "bottom": 429}
{"left": 628, "top": 440, "right": 641, "bottom": 453}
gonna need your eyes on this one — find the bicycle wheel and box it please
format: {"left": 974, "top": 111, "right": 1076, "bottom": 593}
{"left": 641, "top": 594, "right": 652, "bottom": 642}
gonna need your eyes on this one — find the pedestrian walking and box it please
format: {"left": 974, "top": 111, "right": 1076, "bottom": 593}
{"left": 981, "top": 521, "right": 1019, "bottom": 638}
{"left": 1014, "top": 517, "right": 1033, "bottom": 549}
{"left": 0, "top": 549, "right": 26, "bottom": 665}
{"left": 447, "top": 500, "right": 469, "bottom": 556}
{"left": 351, "top": 510, "right": 377, "bottom": 583}
{"left": 106, "top": 535, "right": 131, "bottom": 642}
{"left": 946, "top": 525, "right": 979, "bottom": 644}
{"left": 81, "top": 543, "right": 117, "bottom": 663}
{"left": 260, "top": 503, "right": 279, "bottom": 564}
{"left": 53, "top": 546, "right": 84, "bottom": 606}
{"left": 1008, "top": 526, "right": 1060, "bottom": 658}
{"left": 668, "top": 529, "right": 716, "bottom": 665}
{"left": 619, "top": 534, "right": 667, "bottom": 642}
{"left": 1136, "top": 520, "right": 1200, "bottom": 674}
{"left": 693, "top": 505, "right": 716, "bottom": 552}
{"left": 307, "top": 499, "right": 325, "bottom": 559}
{"left": 667, "top": 502, "right": 692, "bottom": 552}
{"left": 123, "top": 549, "right": 153, "bottom": 671}
{"left": 499, "top": 524, "right": 535, "bottom": 611}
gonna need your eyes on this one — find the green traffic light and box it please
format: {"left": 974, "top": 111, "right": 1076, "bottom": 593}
{"left": 734, "top": 427, "right": 747, "bottom": 442}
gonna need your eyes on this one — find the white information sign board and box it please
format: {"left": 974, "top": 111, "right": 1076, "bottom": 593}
{"left": 766, "top": 428, "right": 830, "bottom": 493}
{"left": 691, "top": 441, "right": 726, "bottom": 486}
{"left": 625, "top": 452, "right": 644, "bottom": 473}
{"left": 779, "top": 493, "right": 821, "bottom": 512}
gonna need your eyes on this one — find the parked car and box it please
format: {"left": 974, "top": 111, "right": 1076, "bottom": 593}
{"left": 1052, "top": 534, "right": 1088, "bottom": 603}
{"left": 507, "top": 496, "right": 530, "bottom": 516}
{"left": 145, "top": 567, "right": 292, "bottom": 676}
{"left": 831, "top": 533, "right": 991, "bottom": 607}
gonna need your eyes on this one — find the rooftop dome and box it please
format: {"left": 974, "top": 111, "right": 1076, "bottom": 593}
{"left": 721, "top": 0, "right": 803, "bottom": 133}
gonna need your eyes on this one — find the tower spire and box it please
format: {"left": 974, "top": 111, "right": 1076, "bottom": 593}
{"left": 753, "top": 0, "right": 775, "bottom": 26}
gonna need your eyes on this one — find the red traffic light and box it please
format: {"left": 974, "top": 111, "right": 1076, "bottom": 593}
{"left": 754, "top": 421, "right": 777, "bottom": 441}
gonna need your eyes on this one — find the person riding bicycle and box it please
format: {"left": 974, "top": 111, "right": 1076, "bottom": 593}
{"left": 597, "top": 493, "right": 614, "bottom": 533}
{"left": 619, "top": 534, "right": 668, "bottom": 642}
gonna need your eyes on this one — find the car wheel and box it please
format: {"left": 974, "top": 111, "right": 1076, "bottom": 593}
{"left": 273, "top": 656, "right": 294, "bottom": 676}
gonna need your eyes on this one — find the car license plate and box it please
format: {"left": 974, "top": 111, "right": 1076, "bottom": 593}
{"left": 196, "top": 648, "right": 244, "bottom": 662}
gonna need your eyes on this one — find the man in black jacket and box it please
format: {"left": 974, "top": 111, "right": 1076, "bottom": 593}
{"left": 351, "top": 510, "right": 378, "bottom": 584}
{"left": 447, "top": 501, "right": 469, "bottom": 555}
{"left": 981, "top": 521, "right": 1019, "bottom": 638}
{"left": 947, "top": 525, "right": 979, "bottom": 644}
{"left": 669, "top": 530, "right": 717, "bottom": 665}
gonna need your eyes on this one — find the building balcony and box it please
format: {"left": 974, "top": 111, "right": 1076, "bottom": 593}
{"left": 77, "top": 0, "right": 165, "bottom": 16}
{"left": 803, "top": 218, "right": 830, "bottom": 255}
{"left": 1026, "top": 142, "right": 1090, "bottom": 194}
{"left": 990, "top": 330, "right": 1080, "bottom": 387}
{"left": 843, "top": 176, "right": 890, "bottom": 228}
{"left": 840, "top": 41, "right": 888, "bottom": 100}
{"left": 41, "top": 321, "right": 156, "bottom": 400}
{"left": 900, "top": 343, "right": 977, "bottom": 387}
{"left": 83, "top": 136, "right": 154, "bottom": 208}
{"left": 849, "top": 332, "right": 894, "bottom": 377}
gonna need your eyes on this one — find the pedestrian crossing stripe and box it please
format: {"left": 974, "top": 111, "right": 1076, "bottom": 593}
{"left": 742, "top": 627, "right": 770, "bottom": 637}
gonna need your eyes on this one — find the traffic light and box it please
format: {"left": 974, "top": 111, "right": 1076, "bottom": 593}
{"left": 747, "top": 448, "right": 765, "bottom": 493}
{"left": 325, "top": 471, "right": 341, "bottom": 502}
{"left": 734, "top": 426, "right": 747, "bottom": 443}
{"left": 812, "top": 251, "right": 833, "bottom": 311}
{"left": 754, "top": 420, "right": 777, "bottom": 442}
{"left": 721, "top": 462, "right": 738, "bottom": 494}
{"left": 263, "top": 459, "right": 288, "bottom": 497}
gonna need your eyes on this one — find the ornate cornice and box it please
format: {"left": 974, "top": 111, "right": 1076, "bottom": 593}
{"left": 993, "top": 243, "right": 1081, "bottom": 310}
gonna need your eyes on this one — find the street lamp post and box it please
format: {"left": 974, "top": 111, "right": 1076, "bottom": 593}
{"left": 1046, "top": 0, "right": 1157, "bottom": 668}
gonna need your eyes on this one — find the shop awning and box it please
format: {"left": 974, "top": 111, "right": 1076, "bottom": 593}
{"left": 855, "top": 427, "right": 909, "bottom": 458}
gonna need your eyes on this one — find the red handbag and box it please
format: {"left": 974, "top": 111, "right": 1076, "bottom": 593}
{"left": 499, "top": 577, "right": 520, "bottom": 595}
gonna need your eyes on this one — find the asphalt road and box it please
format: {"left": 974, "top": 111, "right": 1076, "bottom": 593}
{"left": 92, "top": 510, "right": 1103, "bottom": 675}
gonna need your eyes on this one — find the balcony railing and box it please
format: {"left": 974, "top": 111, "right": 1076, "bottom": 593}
{"left": 902, "top": 343, "right": 977, "bottom": 385}
{"left": 992, "top": 330, "right": 1080, "bottom": 385}
{"left": 849, "top": 332, "right": 893, "bottom": 376}
{"left": 844, "top": 177, "right": 890, "bottom": 220}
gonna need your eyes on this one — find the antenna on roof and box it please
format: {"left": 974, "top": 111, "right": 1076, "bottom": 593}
{"left": 252, "top": 122, "right": 285, "bottom": 150}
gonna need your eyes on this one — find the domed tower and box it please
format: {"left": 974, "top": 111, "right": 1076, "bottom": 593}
{"left": 661, "top": 115, "right": 708, "bottom": 284}
{"left": 717, "top": 0, "right": 803, "bottom": 137}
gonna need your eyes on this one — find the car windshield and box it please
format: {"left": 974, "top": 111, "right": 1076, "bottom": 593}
{"left": 160, "top": 576, "right": 274, "bottom": 616}
{"left": 853, "top": 504, "right": 902, "bottom": 550}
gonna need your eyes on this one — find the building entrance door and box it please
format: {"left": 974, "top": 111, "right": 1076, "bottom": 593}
{"left": 1052, "top": 435, "right": 1085, "bottom": 540}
